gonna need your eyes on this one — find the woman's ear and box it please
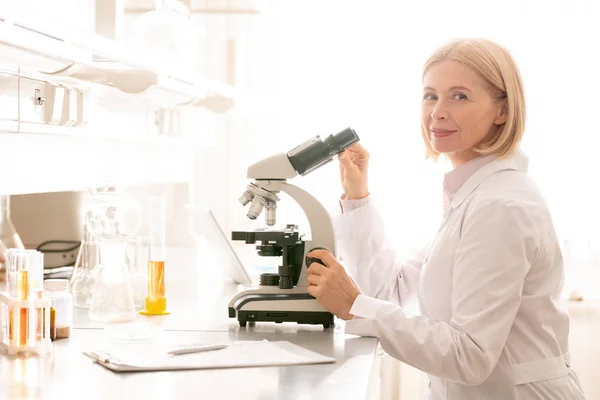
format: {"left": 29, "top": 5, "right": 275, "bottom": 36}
{"left": 494, "top": 99, "right": 508, "bottom": 125}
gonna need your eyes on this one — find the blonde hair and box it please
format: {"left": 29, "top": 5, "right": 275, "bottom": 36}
{"left": 421, "top": 38, "right": 526, "bottom": 160}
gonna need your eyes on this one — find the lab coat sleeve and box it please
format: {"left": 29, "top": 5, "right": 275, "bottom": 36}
{"left": 346, "top": 199, "right": 538, "bottom": 386}
{"left": 339, "top": 194, "right": 371, "bottom": 213}
{"left": 332, "top": 197, "right": 425, "bottom": 307}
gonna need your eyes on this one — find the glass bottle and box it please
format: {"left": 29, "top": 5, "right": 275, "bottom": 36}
{"left": 87, "top": 190, "right": 142, "bottom": 323}
{"left": 69, "top": 218, "right": 100, "bottom": 308}
{"left": 0, "top": 195, "right": 25, "bottom": 278}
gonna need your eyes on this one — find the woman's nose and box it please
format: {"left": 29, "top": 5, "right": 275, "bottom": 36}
{"left": 431, "top": 102, "right": 449, "bottom": 120}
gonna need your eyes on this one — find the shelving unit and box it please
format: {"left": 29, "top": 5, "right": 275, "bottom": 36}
{"left": 0, "top": 17, "right": 237, "bottom": 111}
{"left": 0, "top": 8, "right": 237, "bottom": 195}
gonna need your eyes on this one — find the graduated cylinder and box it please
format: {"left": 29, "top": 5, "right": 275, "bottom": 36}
{"left": 140, "top": 196, "right": 169, "bottom": 315}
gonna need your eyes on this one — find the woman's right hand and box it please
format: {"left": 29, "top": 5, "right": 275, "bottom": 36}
{"left": 338, "top": 143, "right": 370, "bottom": 200}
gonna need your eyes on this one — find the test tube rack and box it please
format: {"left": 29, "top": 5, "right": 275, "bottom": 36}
{"left": 0, "top": 291, "right": 52, "bottom": 355}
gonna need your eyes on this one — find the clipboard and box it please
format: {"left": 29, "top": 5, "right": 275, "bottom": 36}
{"left": 83, "top": 340, "right": 335, "bottom": 372}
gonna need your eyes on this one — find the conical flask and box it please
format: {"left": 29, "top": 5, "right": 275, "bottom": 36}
{"left": 69, "top": 218, "right": 100, "bottom": 308}
{"left": 89, "top": 242, "right": 136, "bottom": 322}
{"left": 86, "top": 190, "right": 142, "bottom": 323}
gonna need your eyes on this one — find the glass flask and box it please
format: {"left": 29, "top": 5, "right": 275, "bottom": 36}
{"left": 0, "top": 195, "right": 25, "bottom": 278}
{"left": 125, "top": 0, "right": 205, "bottom": 79}
{"left": 69, "top": 218, "right": 100, "bottom": 308}
{"left": 126, "top": 236, "right": 148, "bottom": 311}
{"left": 87, "top": 190, "right": 142, "bottom": 323}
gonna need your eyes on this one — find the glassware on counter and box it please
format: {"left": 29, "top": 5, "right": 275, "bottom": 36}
{"left": 44, "top": 279, "right": 73, "bottom": 340}
{"left": 126, "top": 236, "right": 148, "bottom": 311}
{"left": 0, "top": 249, "right": 51, "bottom": 355}
{"left": 0, "top": 195, "right": 25, "bottom": 280}
{"left": 87, "top": 190, "right": 142, "bottom": 323}
{"left": 140, "top": 196, "right": 169, "bottom": 316}
{"left": 69, "top": 218, "right": 100, "bottom": 308}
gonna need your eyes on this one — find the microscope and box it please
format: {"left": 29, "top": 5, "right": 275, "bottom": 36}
{"left": 228, "top": 128, "right": 360, "bottom": 328}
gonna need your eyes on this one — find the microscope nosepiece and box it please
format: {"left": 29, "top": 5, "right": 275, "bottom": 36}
{"left": 241, "top": 183, "right": 279, "bottom": 221}
{"left": 287, "top": 127, "right": 360, "bottom": 176}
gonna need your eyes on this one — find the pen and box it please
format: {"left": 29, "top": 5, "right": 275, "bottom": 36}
{"left": 167, "top": 344, "right": 229, "bottom": 356}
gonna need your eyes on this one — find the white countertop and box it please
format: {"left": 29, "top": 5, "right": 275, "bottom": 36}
{"left": 0, "top": 247, "right": 379, "bottom": 400}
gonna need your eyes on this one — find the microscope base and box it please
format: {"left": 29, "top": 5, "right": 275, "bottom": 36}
{"left": 228, "top": 291, "right": 334, "bottom": 328}
{"left": 234, "top": 310, "right": 334, "bottom": 328}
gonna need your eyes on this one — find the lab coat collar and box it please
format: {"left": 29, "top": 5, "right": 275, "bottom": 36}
{"left": 443, "top": 155, "right": 495, "bottom": 207}
{"left": 449, "top": 150, "right": 529, "bottom": 209}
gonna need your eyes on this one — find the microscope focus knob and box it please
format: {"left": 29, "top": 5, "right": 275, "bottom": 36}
{"left": 259, "top": 273, "right": 280, "bottom": 287}
{"left": 305, "top": 246, "right": 331, "bottom": 268}
{"left": 278, "top": 265, "right": 294, "bottom": 289}
{"left": 279, "top": 277, "right": 293, "bottom": 289}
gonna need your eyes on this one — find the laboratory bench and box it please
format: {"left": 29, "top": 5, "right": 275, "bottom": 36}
{"left": 0, "top": 247, "right": 380, "bottom": 400}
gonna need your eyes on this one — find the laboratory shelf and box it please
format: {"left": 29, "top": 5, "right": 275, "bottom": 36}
{"left": 0, "top": 14, "right": 237, "bottom": 113}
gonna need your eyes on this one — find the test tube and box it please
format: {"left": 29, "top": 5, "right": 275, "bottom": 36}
{"left": 140, "top": 196, "right": 170, "bottom": 315}
{"left": 5, "top": 250, "right": 45, "bottom": 347}
{"left": 26, "top": 251, "right": 44, "bottom": 344}
{"left": 6, "top": 250, "right": 26, "bottom": 346}
{"left": 6, "top": 250, "right": 30, "bottom": 346}
{"left": 6, "top": 249, "right": 21, "bottom": 298}
{"left": 6, "top": 249, "right": 18, "bottom": 343}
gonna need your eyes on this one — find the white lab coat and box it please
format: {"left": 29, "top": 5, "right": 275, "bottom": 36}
{"left": 333, "top": 153, "right": 586, "bottom": 400}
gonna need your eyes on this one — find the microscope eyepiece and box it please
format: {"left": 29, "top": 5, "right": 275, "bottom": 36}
{"left": 286, "top": 127, "right": 360, "bottom": 176}
{"left": 325, "top": 127, "right": 360, "bottom": 154}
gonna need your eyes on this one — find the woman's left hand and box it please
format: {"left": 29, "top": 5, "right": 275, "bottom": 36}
{"left": 306, "top": 249, "right": 361, "bottom": 320}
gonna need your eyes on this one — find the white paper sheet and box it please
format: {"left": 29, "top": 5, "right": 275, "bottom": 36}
{"left": 84, "top": 340, "right": 335, "bottom": 372}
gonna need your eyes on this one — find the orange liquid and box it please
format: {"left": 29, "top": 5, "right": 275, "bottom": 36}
{"left": 19, "top": 308, "right": 27, "bottom": 345}
{"left": 148, "top": 261, "right": 165, "bottom": 298}
{"left": 18, "top": 271, "right": 28, "bottom": 345}
{"left": 8, "top": 310, "right": 13, "bottom": 341}
{"left": 18, "top": 271, "right": 28, "bottom": 300}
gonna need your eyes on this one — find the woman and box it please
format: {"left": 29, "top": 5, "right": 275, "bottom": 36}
{"left": 306, "top": 38, "right": 586, "bottom": 399}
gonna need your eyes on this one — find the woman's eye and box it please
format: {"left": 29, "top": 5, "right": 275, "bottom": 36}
{"left": 453, "top": 93, "right": 468, "bottom": 101}
{"left": 423, "top": 93, "right": 437, "bottom": 101}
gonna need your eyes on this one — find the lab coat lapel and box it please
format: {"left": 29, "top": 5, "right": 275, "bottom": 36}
{"left": 449, "top": 153, "right": 529, "bottom": 210}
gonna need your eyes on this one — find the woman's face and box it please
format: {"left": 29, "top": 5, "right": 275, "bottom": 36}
{"left": 421, "top": 60, "right": 507, "bottom": 167}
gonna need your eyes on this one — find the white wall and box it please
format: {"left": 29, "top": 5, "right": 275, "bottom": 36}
{"left": 217, "top": 0, "right": 600, "bottom": 298}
